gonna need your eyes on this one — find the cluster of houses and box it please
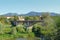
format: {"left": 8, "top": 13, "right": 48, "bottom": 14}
{"left": 6, "top": 16, "right": 25, "bottom": 21}
{"left": 6, "top": 16, "right": 42, "bottom": 21}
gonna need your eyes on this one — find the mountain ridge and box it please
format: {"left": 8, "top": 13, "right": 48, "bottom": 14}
{"left": 1, "top": 11, "right": 60, "bottom": 16}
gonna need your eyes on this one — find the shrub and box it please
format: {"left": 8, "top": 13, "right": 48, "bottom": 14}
{"left": 16, "top": 25, "right": 25, "bottom": 33}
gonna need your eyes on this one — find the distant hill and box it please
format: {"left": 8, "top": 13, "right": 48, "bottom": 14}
{"left": 20, "top": 11, "right": 59, "bottom": 16}
{"left": 1, "top": 11, "right": 60, "bottom": 16}
{"left": 23, "top": 11, "right": 42, "bottom": 16}
{"left": 2, "top": 13, "right": 19, "bottom": 16}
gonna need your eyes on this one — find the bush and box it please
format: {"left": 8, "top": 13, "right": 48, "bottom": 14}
{"left": 16, "top": 25, "right": 25, "bottom": 33}
{"left": 0, "top": 22, "right": 4, "bottom": 34}
{"left": 3, "top": 25, "right": 11, "bottom": 34}
{"left": 27, "top": 32, "right": 35, "bottom": 37}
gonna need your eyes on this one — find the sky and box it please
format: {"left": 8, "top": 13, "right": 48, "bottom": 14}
{"left": 0, "top": 0, "right": 60, "bottom": 15}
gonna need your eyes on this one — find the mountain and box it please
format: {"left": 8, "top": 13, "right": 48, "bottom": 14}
{"left": 20, "top": 11, "right": 59, "bottom": 16}
{"left": 24, "top": 11, "right": 42, "bottom": 16}
{"left": 50, "top": 13, "right": 59, "bottom": 16}
{"left": 2, "top": 13, "right": 19, "bottom": 16}
{"left": 1, "top": 11, "right": 60, "bottom": 16}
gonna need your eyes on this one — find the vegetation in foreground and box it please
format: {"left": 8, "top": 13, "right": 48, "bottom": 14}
{"left": 0, "top": 13, "right": 60, "bottom": 40}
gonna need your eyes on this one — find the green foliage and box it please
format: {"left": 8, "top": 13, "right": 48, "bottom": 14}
{"left": 32, "top": 23, "right": 42, "bottom": 37}
{"left": 32, "top": 14, "right": 57, "bottom": 40}
{"left": 0, "top": 15, "right": 60, "bottom": 40}
{"left": 27, "top": 32, "right": 35, "bottom": 38}
{"left": 16, "top": 25, "right": 25, "bottom": 33}
{"left": 52, "top": 16, "right": 60, "bottom": 40}
{"left": 0, "top": 22, "right": 4, "bottom": 34}
{"left": 3, "top": 26, "right": 11, "bottom": 34}
{"left": 0, "top": 22, "right": 11, "bottom": 34}
{"left": 0, "top": 17, "right": 7, "bottom": 24}
{"left": 25, "top": 16, "right": 40, "bottom": 20}
{"left": 11, "top": 27, "right": 17, "bottom": 35}
{"left": 25, "top": 16, "right": 34, "bottom": 20}
{"left": 13, "top": 16, "right": 19, "bottom": 21}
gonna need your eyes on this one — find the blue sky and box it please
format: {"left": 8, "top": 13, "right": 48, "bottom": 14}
{"left": 0, "top": 0, "right": 60, "bottom": 15}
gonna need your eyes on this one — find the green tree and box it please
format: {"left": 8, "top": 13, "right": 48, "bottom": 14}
{"left": 25, "top": 16, "right": 33, "bottom": 20}
{"left": 32, "top": 13, "right": 57, "bottom": 40}
{"left": 53, "top": 16, "right": 60, "bottom": 40}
